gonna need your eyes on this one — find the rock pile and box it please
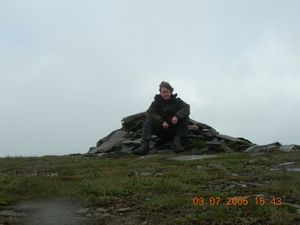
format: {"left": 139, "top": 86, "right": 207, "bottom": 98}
{"left": 245, "top": 142, "right": 300, "bottom": 153}
{"left": 87, "top": 112, "right": 256, "bottom": 157}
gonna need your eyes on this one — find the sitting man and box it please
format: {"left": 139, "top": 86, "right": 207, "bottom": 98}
{"left": 134, "top": 81, "right": 190, "bottom": 155}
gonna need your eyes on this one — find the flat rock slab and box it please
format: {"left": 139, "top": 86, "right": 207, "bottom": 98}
{"left": 278, "top": 162, "right": 295, "bottom": 166}
{"left": 280, "top": 145, "right": 298, "bottom": 152}
{"left": 138, "top": 155, "right": 160, "bottom": 160}
{"left": 0, "top": 210, "right": 26, "bottom": 217}
{"left": 12, "top": 198, "right": 89, "bottom": 225}
{"left": 282, "top": 203, "right": 300, "bottom": 213}
{"left": 168, "top": 154, "right": 219, "bottom": 161}
{"left": 89, "top": 130, "right": 128, "bottom": 154}
{"left": 286, "top": 168, "right": 300, "bottom": 172}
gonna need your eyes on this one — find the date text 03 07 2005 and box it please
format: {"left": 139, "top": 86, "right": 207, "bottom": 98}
{"left": 192, "top": 196, "right": 283, "bottom": 206}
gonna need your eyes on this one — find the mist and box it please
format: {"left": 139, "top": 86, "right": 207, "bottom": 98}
{"left": 1, "top": 0, "right": 299, "bottom": 156}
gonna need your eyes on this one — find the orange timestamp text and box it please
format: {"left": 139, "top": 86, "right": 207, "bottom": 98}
{"left": 192, "top": 196, "right": 283, "bottom": 206}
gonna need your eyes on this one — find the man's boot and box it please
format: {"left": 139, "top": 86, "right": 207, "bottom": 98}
{"left": 172, "top": 136, "right": 184, "bottom": 153}
{"left": 133, "top": 141, "right": 150, "bottom": 155}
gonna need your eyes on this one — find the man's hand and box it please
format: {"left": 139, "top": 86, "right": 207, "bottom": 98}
{"left": 172, "top": 116, "right": 178, "bottom": 125}
{"left": 162, "top": 121, "right": 169, "bottom": 129}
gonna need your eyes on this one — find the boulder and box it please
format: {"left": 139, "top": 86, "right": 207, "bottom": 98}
{"left": 245, "top": 142, "right": 300, "bottom": 153}
{"left": 89, "top": 130, "right": 128, "bottom": 154}
{"left": 279, "top": 145, "right": 299, "bottom": 152}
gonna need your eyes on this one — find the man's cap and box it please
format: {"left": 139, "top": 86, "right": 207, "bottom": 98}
{"left": 159, "top": 81, "right": 174, "bottom": 93}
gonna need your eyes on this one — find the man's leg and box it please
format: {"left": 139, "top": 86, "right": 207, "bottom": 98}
{"left": 175, "top": 117, "right": 189, "bottom": 138}
{"left": 134, "top": 118, "right": 159, "bottom": 155}
{"left": 141, "top": 118, "right": 154, "bottom": 142}
{"left": 171, "top": 118, "right": 189, "bottom": 152}
{"left": 153, "top": 125, "right": 174, "bottom": 150}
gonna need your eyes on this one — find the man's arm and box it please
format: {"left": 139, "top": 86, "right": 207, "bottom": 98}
{"left": 146, "top": 101, "right": 164, "bottom": 123}
{"left": 175, "top": 98, "right": 190, "bottom": 119}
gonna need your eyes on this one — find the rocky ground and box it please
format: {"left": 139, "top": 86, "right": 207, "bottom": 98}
{"left": 1, "top": 150, "right": 300, "bottom": 225}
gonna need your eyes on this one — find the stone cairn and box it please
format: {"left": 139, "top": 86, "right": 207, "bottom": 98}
{"left": 86, "top": 112, "right": 299, "bottom": 157}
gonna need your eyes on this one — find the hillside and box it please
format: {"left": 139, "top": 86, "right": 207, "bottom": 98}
{"left": 0, "top": 150, "right": 300, "bottom": 225}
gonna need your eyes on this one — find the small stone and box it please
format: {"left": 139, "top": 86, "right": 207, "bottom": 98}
{"left": 246, "top": 182, "right": 267, "bottom": 187}
{"left": 286, "top": 168, "right": 300, "bottom": 172}
{"left": 270, "top": 167, "right": 280, "bottom": 171}
{"left": 225, "top": 181, "right": 247, "bottom": 189}
{"left": 208, "top": 163, "right": 226, "bottom": 169}
{"left": 96, "top": 207, "right": 107, "bottom": 213}
{"left": 118, "top": 207, "right": 133, "bottom": 212}
{"left": 77, "top": 208, "right": 89, "bottom": 214}
{"left": 122, "top": 139, "right": 142, "bottom": 145}
{"left": 154, "top": 172, "right": 164, "bottom": 177}
{"left": 169, "top": 155, "right": 219, "bottom": 161}
{"left": 230, "top": 173, "right": 239, "bottom": 177}
{"left": 278, "top": 162, "right": 295, "bottom": 166}
{"left": 139, "top": 155, "right": 158, "bottom": 160}
{"left": 248, "top": 157, "right": 268, "bottom": 164}
{"left": 48, "top": 172, "right": 58, "bottom": 177}
{"left": 238, "top": 183, "right": 248, "bottom": 188}
{"left": 188, "top": 125, "right": 199, "bottom": 132}
{"left": 248, "top": 159, "right": 257, "bottom": 163}
{"left": 225, "top": 184, "right": 235, "bottom": 190}
{"left": 214, "top": 185, "right": 222, "bottom": 190}
{"left": 102, "top": 213, "right": 111, "bottom": 218}
{"left": 206, "top": 139, "right": 222, "bottom": 146}
{"left": 140, "top": 172, "right": 151, "bottom": 176}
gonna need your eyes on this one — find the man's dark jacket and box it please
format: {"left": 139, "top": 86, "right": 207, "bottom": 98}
{"left": 146, "top": 93, "right": 190, "bottom": 125}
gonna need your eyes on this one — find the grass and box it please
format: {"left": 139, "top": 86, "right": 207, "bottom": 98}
{"left": 0, "top": 151, "right": 300, "bottom": 224}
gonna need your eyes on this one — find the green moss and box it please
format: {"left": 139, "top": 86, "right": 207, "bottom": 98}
{"left": 0, "top": 151, "right": 299, "bottom": 224}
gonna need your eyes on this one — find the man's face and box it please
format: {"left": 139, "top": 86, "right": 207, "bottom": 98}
{"left": 160, "top": 87, "right": 171, "bottom": 100}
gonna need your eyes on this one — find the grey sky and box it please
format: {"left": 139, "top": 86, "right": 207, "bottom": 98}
{"left": 1, "top": 0, "right": 299, "bottom": 156}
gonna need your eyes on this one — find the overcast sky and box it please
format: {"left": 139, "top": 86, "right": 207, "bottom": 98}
{"left": 1, "top": 0, "right": 299, "bottom": 157}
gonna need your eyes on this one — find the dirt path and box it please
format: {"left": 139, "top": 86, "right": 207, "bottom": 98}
{"left": 0, "top": 198, "right": 142, "bottom": 225}
{"left": 0, "top": 198, "right": 102, "bottom": 225}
